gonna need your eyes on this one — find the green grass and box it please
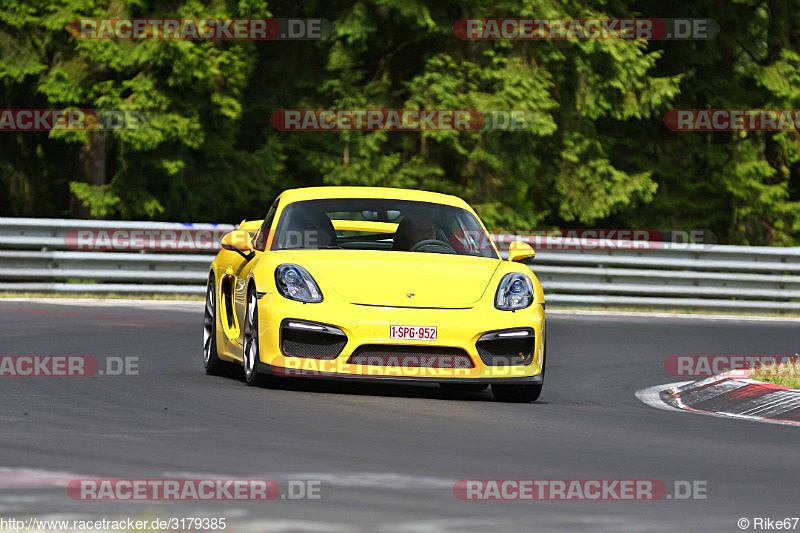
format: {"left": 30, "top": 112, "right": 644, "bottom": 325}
{"left": 750, "top": 358, "right": 800, "bottom": 389}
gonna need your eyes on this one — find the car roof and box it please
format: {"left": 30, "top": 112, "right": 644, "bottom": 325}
{"left": 277, "top": 186, "right": 471, "bottom": 209}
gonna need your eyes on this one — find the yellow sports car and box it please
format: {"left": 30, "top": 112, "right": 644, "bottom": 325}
{"left": 203, "top": 186, "right": 546, "bottom": 402}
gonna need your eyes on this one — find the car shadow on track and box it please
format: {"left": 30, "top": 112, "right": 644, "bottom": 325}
{"left": 207, "top": 365, "right": 547, "bottom": 404}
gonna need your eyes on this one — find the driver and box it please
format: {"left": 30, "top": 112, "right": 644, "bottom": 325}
{"left": 392, "top": 215, "right": 436, "bottom": 251}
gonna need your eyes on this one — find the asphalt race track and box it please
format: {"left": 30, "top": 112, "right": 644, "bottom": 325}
{"left": 1, "top": 299, "right": 799, "bottom": 532}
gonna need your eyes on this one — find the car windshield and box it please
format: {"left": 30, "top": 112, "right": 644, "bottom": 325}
{"left": 271, "top": 198, "right": 498, "bottom": 259}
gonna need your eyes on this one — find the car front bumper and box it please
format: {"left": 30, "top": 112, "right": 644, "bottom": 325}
{"left": 255, "top": 292, "right": 545, "bottom": 381}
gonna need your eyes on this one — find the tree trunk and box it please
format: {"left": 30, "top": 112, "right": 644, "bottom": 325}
{"left": 71, "top": 131, "right": 106, "bottom": 218}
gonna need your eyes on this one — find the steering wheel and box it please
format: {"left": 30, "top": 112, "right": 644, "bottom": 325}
{"left": 409, "top": 239, "right": 457, "bottom": 254}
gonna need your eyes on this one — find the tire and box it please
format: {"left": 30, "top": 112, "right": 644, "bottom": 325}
{"left": 243, "top": 286, "right": 264, "bottom": 386}
{"left": 492, "top": 322, "right": 546, "bottom": 403}
{"left": 203, "top": 274, "right": 226, "bottom": 376}
{"left": 439, "top": 383, "right": 489, "bottom": 393}
{"left": 491, "top": 383, "right": 542, "bottom": 403}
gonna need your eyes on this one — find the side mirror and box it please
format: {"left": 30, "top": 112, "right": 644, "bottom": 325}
{"left": 221, "top": 230, "right": 255, "bottom": 260}
{"left": 508, "top": 240, "right": 535, "bottom": 264}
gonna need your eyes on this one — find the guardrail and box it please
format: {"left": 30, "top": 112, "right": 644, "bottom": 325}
{"left": 2, "top": 217, "right": 799, "bottom": 311}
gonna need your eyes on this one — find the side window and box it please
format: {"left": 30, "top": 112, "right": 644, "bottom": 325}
{"left": 253, "top": 200, "right": 279, "bottom": 252}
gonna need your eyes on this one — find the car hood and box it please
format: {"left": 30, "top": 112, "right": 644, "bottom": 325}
{"left": 276, "top": 250, "right": 502, "bottom": 308}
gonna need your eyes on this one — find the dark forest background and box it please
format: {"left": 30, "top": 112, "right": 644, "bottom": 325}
{"left": 1, "top": 0, "right": 799, "bottom": 245}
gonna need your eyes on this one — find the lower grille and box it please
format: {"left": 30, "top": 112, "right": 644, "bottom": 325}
{"left": 280, "top": 320, "right": 347, "bottom": 360}
{"left": 476, "top": 328, "right": 535, "bottom": 366}
{"left": 347, "top": 345, "right": 474, "bottom": 368}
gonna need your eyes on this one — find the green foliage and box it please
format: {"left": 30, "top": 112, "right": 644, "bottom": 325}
{"left": 0, "top": 0, "right": 799, "bottom": 245}
{"left": 68, "top": 182, "right": 121, "bottom": 218}
{"left": 612, "top": 0, "right": 800, "bottom": 245}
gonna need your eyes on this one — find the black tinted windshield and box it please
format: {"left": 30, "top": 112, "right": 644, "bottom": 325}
{"left": 271, "top": 198, "right": 498, "bottom": 259}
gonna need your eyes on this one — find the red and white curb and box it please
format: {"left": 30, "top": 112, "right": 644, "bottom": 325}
{"left": 636, "top": 371, "right": 800, "bottom": 426}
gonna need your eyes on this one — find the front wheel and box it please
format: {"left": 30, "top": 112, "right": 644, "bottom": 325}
{"left": 492, "top": 322, "right": 546, "bottom": 403}
{"left": 491, "top": 383, "right": 542, "bottom": 403}
{"left": 242, "top": 286, "right": 263, "bottom": 386}
{"left": 203, "top": 274, "right": 226, "bottom": 376}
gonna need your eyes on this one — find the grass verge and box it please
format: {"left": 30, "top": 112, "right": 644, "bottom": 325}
{"left": 750, "top": 357, "right": 800, "bottom": 389}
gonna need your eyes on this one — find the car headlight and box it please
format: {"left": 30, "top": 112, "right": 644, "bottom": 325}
{"left": 275, "top": 264, "right": 323, "bottom": 303}
{"left": 495, "top": 273, "right": 534, "bottom": 311}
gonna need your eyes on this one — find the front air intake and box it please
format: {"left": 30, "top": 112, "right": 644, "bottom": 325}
{"left": 476, "top": 328, "right": 535, "bottom": 366}
{"left": 280, "top": 319, "right": 347, "bottom": 360}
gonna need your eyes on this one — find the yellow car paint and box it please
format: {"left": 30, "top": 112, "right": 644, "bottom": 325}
{"left": 208, "top": 186, "right": 546, "bottom": 383}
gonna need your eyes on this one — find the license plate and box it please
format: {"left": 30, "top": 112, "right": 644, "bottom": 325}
{"left": 390, "top": 325, "right": 437, "bottom": 341}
